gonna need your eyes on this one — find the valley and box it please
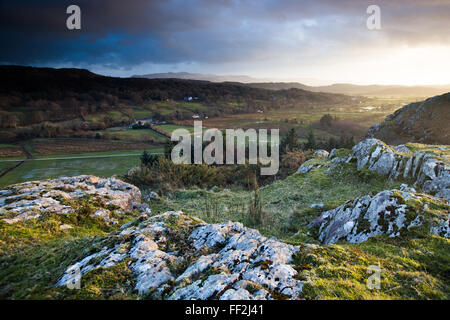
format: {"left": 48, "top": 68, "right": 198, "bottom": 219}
{"left": 0, "top": 67, "right": 448, "bottom": 301}
{"left": 1, "top": 0, "right": 449, "bottom": 305}
{"left": 0, "top": 66, "right": 421, "bottom": 186}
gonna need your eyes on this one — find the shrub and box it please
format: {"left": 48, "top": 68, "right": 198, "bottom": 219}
{"left": 124, "top": 155, "right": 284, "bottom": 193}
{"left": 125, "top": 157, "right": 225, "bottom": 192}
{"left": 303, "top": 129, "right": 317, "bottom": 150}
{"left": 281, "top": 151, "right": 306, "bottom": 169}
{"left": 280, "top": 128, "right": 300, "bottom": 154}
{"left": 140, "top": 150, "right": 160, "bottom": 167}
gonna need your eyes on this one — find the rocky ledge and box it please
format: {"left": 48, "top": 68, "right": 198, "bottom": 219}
{"left": 0, "top": 175, "right": 144, "bottom": 224}
{"left": 352, "top": 139, "right": 449, "bottom": 200}
{"left": 297, "top": 139, "right": 449, "bottom": 201}
{"left": 57, "top": 211, "right": 305, "bottom": 300}
{"left": 310, "top": 188, "right": 449, "bottom": 244}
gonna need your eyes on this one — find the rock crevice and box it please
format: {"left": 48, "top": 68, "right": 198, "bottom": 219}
{"left": 57, "top": 211, "right": 305, "bottom": 300}
{"left": 0, "top": 175, "right": 143, "bottom": 224}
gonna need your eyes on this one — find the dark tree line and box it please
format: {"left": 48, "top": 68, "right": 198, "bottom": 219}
{"left": 280, "top": 127, "right": 355, "bottom": 154}
{"left": 0, "top": 66, "right": 352, "bottom": 127}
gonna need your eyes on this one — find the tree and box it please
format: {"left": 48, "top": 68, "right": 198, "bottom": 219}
{"left": 0, "top": 112, "right": 18, "bottom": 128}
{"left": 63, "top": 97, "right": 80, "bottom": 114}
{"left": 304, "top": 129, "right": 317, "bottom": 150}
{"left": 280, "top": 128, "right": 300, "bottom": 154}
{"left": 320, "top": 114, "right": 334, "bottom": 127}
{"left": 103, "top": 115, "right": 114, "bottom": 128}
{"left": 327, "top": 137, "right": 338, "bottom": 151}
{"left": 341, "top": 136, "right": 355, "bottom": 149}
{"left": 164, "top": 140, "right": 175, "bottom": 158}
{"left": 140, "top": 150, "right": 159, "bottom": 167}
{"left": 153, "top": 110, "right": 163, "bottom": 121}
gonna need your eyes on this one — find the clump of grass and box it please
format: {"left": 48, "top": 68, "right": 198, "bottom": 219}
{"left": 330, "top": 148, "right": 352, "bottom": 159}
{"left": 202, "top": 195, "right": 220, "bottom": 220}
{"left": 0, "top": 235, "right": 102, "bottom": 299}
{"left": 298, "top": 235, "right": 450, "bottom": 300}
{"left": 49, "top": 259, "right": 138, "bottom": 300}
{"left": 246, "top": 175, "right": 267, "bottom": 227}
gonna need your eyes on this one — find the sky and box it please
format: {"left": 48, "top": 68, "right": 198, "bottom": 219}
{"left": 1, "top": 0, "right": 449, "bottom": 85}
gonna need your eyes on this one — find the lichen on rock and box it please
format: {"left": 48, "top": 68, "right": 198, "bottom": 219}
{"left": 313, "top": 150, "right": 329, "bottom": 158}
{"left": 351, "top": 139, "right": 450, "bottom": 201}
{"left": 0, "top": 175, "right": 143, "bottom": 224}
{"left": 309, "top": 189, "right": 449, "bottom": 244}
{"left": 56, "top": 211, "right": 304, "bottom": 300}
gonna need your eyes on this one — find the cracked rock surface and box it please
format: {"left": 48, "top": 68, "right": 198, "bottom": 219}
{"left": 0, "top": 175, "right": 142, "bottom": 224}
{"left": 57, "top": 211, "right": 304, "bottom": 300}
{"left": 310, "top": 189, "right": 449, "bottom": 244}
{"left": 352, "top": 139, "right": 450, "bottom": 201}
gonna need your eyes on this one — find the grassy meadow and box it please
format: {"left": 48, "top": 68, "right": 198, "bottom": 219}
{"left": 0, "top": 147, "right": 163, "bottom": 187}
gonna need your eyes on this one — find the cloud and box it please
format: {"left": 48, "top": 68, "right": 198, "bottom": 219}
{"left": 0, "top": 0, "right": 449, "bottom": 75}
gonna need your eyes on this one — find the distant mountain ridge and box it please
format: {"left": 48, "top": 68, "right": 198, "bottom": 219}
{"left": 133, "top": 72, "right": 450, "bottom": 97}
{"left": 132, "top": 72, "right": 331, "bottom": 86}
{"left": 132, "top": 72, "right": 264, "bottom": 83}
{"left": 247, "top": 83, "right": 450, "bottom": 97}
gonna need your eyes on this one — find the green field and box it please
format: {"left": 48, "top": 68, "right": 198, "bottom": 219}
{"left": 0, "top": 148, "right": 163, "bottom": 187}
{"left": 0, "top": 154, "right": 26, "bottom": 161}
{"left": 132, "top": 110, "right": 153, "bottom": 119}
{"left": 99, "top": 128, "right": 167, "bottom": 141}
{"left": 155, "top": 124, "right": 196, "bottom": 134}
{"left": 29, "top": 148, "right": 162, "bottom": 159}
{"left": 0, "top": 161, "right": 16, "bottom": 173}
{"left": 0, "top": 144, "right": 17, "bottom": 148}
{"left": 84, "top": 110, "right": 128, "bottom": 122}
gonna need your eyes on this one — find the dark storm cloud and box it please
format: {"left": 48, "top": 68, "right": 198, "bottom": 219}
{"left": 0, "top": 0, "right": 449, "bottom": 69}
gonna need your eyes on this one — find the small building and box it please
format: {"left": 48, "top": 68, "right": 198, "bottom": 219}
{"left": 129, "top": 118, "right": 167, "bottom": 128}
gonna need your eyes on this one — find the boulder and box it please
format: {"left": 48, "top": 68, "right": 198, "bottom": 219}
{"left": 394, "top": 145, "right": 411, "bottom": 153}
{"left": 352, "top": 139, "right": 450, "bottom": 201}
{"left": 145, "top": 191, "right": 159, "bottom": 200}
{"left": 399, "top": 184, "right": 416, "bottom": 193}
{"left": 297, "top": 164, "right": 314, "bottom": 174}
{"left": 352, "top": 138, "right": 393, "bottom": 172}
{"left": 313, "top": 150, "right": 329, "bottom": 158}
{"left": 0, "top": 175, "right": 141, "bottom": 224}
{"left": 59, "top": 224, "right": 73, "bottom": 230}
{"left": 309, "top": 189, "right": 449, "bottom": 244}
{"left": 57, "top": 211, "right": 304, "bottom": 300}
